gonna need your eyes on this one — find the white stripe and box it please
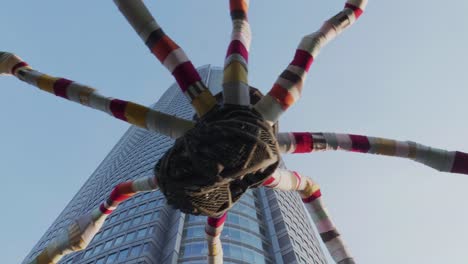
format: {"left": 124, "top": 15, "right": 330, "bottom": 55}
{"left": 21, "top": 69, "right": 42, "bottom": 86}
{"left": 88, "top": 92, "right": 112, "bottom": 115}
{"left": 347, "top": 0, "right": 368, "bottom": 10}
{"left": 132, "top": 176, "right": 157, "bottom": 191}
{"left": 298, "top": 32, "right": 325, "bottom": 58}
{"left": 163, "top": 48, "right": 189, "bottom": 72}
{"left": 66, "top": 82, "right": 85, "bottom": 104}
{"left": 145, "top": 109, "right": 194, "bottom": 139}
{"left": 367, "top": 137, "right": 380, "bottom": 154}
{"left": 319, "top": 21, "right": 339, "bottom": 46}
{"left": 395, "top": 141, "right": 410, "bottom": 158}
{"left": 224, "top": 54, "right": 248, "bottom": 69}
{"left": 325, "top": 237, "right": 353, "bottom": 263}
{"left": 336, "top": 134, "right": 353, "bottom": 151}
{"left": 275, "top": 78, "right": 301, "bottom": 102}
{"left": 113, "top": 0, "right": 161, "bottom": 42}
{"left": 231, "top": 21, "right": 252, "bottom": 50}
{"left": 254, "top": 95, "right": 284, "bottom": 124}
{"left": 139, "top": 20, "right": 160, "bottom": 43}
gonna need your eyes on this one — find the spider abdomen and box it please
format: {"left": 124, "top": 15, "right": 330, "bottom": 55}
{"left": 156, "top": 105, "right": 280, "bottom": 217}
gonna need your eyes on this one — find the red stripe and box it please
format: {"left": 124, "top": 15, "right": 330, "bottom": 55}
{"left": 302, "top": 190, "right": 322, "bottom": 203}
{"left": 171, "top": 61, "right": 202, "bottom": 92}
{"left": 207, "top": 213, "right": 227, "bottom": 228}
{"left": 345, "top": 3, "right": 364, "bottom": 19}
{"left": 268, "top": 83, "right": 295, "bottom": 109}
{"left": 110, "top": 99, "right": 128, "bottom": 121}
{"left": 262, "top": 176, "right": 275, "bottom": 186}
{"left": 99, "top": 203, "right": 113, "bottom": 215}
{"left": 53, "top": 78, "right": 72, "bottom": 99}
{"left": 109, "top": 182, "right": 134, "bottom": 202}
{"left": 290, "top": 49, "right": 314, "bottom": 72}
{"left": 11, "top": 62, "right": 28, "bottom": 75}
{"left": 293, "top": 133, "right": 313, "bottom": 153}
{"left": 226, "top": 40, "right": 249, "bottom": 62}
{"left": 451, "top": 151, "right": 468, "bottom": 175}
{"left": 349, "top": 134, "right": 371, "bottom": 153}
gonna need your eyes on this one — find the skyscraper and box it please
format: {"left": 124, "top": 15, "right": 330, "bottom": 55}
{"left": 23, "top": 66, "right": 327, "bottom": 264}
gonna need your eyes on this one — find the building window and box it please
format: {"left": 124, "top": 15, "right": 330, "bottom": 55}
{"left": 117, "top": 248, "right": 129, "bottom": 262}
{"left": 130, "top": 245, "right": 142, "bottom": 258}
{"left": 105, "top": 252, "right": 117, "bottom": 264}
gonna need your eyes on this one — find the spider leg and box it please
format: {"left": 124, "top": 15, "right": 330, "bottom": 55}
{"left": 263, "top": 169, "right": 352, "bottom": 263}
{"left": 254, "top": 0, "right": 368, "bottom": 124}
{"left": 222, "top": 0, "right": 251, "bottom": 106}
{"left": 205, "top": 213, "right": 228, "bottom": 264}
{"left": 113, "top": 0, "right": 217, "bottom": 117}
{"left": 0, "top": 52, "right": 194, "bottom": 139}
{"left": 28, "top": 176, "right": 158, "bottom": 264}
{"left": 278, "top": 132, "right": 468, "bottom": 175}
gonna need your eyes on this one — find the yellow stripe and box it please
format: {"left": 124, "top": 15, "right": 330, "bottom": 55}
{"left": 408, "top": 143, "right": 417, "bottom": 159}
{"left": 191, "top": 89, "right": 217, "bottom": 117}
{"left": 223, "top": 61, "right": 248, "bottom": 84}
{"left": 36, "top": 249, "right": 54, "bottom": 264}
{"left": 36, "top": 74, "right": 59, "bottom": 94}
{"left": 124, "top": 102, "right": 149, "bottom": 128}
{"left": 375, "top": 138, "right": 396, "bottom": 156}
{"left": 300, "top": 180, "right": 320, "bottom": 198}
{"left": 208, "top": 243, "right": 222, "bottom": 256}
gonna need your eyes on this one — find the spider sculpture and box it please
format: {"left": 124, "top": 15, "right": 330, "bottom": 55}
{"left": 1, "top": 0, "right": 467, "bottom": 263}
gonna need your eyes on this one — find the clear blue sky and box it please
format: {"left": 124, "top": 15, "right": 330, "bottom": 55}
{"left": 1, "top": 1, "right": 468, "bottom": 263}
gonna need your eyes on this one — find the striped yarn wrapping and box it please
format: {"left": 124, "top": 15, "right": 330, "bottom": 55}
{"left": 28, "top": 176, "right": 157, "bottom": 264}
{"left": 278, "top": 132, "right": 468, "bottom": 175}
{"left": 113, "top": 0, "right": 217, "bottom": 117}
{"left": 205, "top": 213, "right": 227, "bottom": 264}
{"left": 263, "top": 169, "right": 353, "bottom": 263}
{"left": 254, "top": 0, "right": 368, "bottom": 124}
{"left": 222, "top": 0, "right": 251, "bottom": 106}
{"left": 0, "top": 52, "right": 194, "bottom": 139}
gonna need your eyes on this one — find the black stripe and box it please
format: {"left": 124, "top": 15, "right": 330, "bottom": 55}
{"left": 320, "top": 229, "right": 340, "bottom": 243}
{"left": 145, "top": 28, "right": 165, "bottom": 49}
{"left": 280, "top": 70, "right": 302, "bottom": 84}
{"left": 338, "top": 258, "right": 356, "bottom": 264}
{"left": 231, "top": 10, "right": 247, "bottom": 20}
{"left": 312, "top": 133, "right": 327, "bottom": 151}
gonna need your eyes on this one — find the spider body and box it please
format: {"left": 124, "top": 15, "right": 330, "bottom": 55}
{"left": 156, "top": 102, "right": 280, "bottom": 217}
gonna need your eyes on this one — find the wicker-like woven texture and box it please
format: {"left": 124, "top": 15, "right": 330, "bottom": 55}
{"left": 156, "top": 105, "right": 279, "bottom": 217}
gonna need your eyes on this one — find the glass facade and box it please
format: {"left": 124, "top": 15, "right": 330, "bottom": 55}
{"left": 23, "top": 66, "right": 327, "bottom": 264}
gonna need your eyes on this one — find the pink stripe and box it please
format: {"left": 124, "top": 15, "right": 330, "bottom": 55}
{"left": 293, "top": 171, "right": 302, "bottom": 190}
{"left": 171, "top": 61, "right": 202, "bottom": 92}
{"left": 99, "top": 203, "right": 112, "bottom": 215}
{"left": 302, "top": 190, "right": 322, "bottom": 203}
{"left": 53, "top": 78, "right": 72, "bottom": 99}
{"left": 11, "top": 62, "right": 28, "bottom": 75}
{"left": 451, "top": 151, "right": 468, "bottom": 175}
{"left": 349, "top": 134, "right": 371, "bottom": 153}
{"left": 293, "top": 133, "right": 313, "bottom": 153}
{"left": 207, "top": 213, "right": 227, "bottom": 228}
{"left": 262, "top": 176, "right": 275, "bottom": 186}
{"left": 109, "top": 99, "right": 128, "bottom": 121}
{"left": 226, "top": 40, "right": 249, "bottom": 62}
{"left": 345, "top": 3, "right": 364, "bottom": 19}
{"left": 315, "top": 218, "right": 335, "bottom": 233}
{"left": 290, "top": 50, "right": 314, "bottom": 72}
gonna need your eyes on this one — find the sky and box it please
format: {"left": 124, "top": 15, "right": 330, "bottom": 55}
{"left": 1, "top": 1, "right": 468, "bottom": 263}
